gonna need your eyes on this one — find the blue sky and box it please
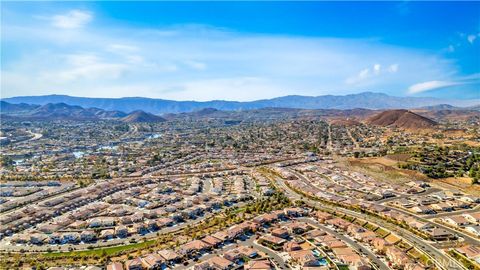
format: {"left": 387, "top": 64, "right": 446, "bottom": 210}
{"left": 1, "top": 1, "right": 479, "bottom": 101}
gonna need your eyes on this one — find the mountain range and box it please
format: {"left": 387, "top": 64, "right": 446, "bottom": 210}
{"left": 3, "top": 92, "right": 478, "bottom": 114}
{"left": 2, "top": 100, "right": 479, "bottom": 128}
{"left": 0, "top": 101, "right": 164, "bottom": 122}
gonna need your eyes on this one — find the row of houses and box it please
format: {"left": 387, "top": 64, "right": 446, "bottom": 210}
{"left": 3, "top": 174, "right": 256, "bottom": 248}
{"left": 108, "top": 208, "right": 307, "bottom": 270}
{"left": 316, "top": 211, "right": 427, "bottom": 270}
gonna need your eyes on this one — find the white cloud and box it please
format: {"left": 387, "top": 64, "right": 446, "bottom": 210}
{"left": 66, "top": 54, "right": 99, "bottom": 66}
{"left": 50, "top": 10, "right": 92, "bottom": 29}
{"left": 408, "top": 80, "right": 460, "bottom": 94}
{"left": 388, "top": 64, "right": 399, "bottom": 73}
{"left": 345, "top": 68, "right": 368, "bottom": 85}
{"left": 373, "top": 64, "right": 381, "bottom": 75}
{"left": 467, "top": 34, "right": 477, "bottom": 44}
{"left": 125, "top": 55, "right": 144, "bottom": 64}
{"left": 57, "top": 63, "right": 127, "bottom": 82}
{"left": 359, "top": 68, "right": 370, "bottom": 78}
{"left": 45, "top": 53, "right": 128, "bottom": 82}
{"left": 184, "top": 60, "right": 207, "bottom": 71}
{"left": 346, "top": 63, "right": 399, "bottom": 85}
{"left": 408, "top": 73, "right": 480, "bottom": 94}
{"left": 108, "top": 44, "right": 139, "bottom": 52}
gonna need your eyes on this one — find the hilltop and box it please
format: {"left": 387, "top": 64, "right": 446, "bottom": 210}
{"left": 367, "top": 109, "right": 438, "bottom": 129}
{"left": 121, "top": 110, "right": 166, "bottom": 123}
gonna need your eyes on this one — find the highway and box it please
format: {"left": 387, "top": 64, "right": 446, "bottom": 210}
{"left": 273, "top": 169, "right": 466, "bottom": 270}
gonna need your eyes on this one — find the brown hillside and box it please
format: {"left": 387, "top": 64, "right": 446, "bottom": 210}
{"left": 121, "top": 110, "right": 166, "bottom": 123}
{"left": 413, "top": 109, "right": 480, "bottom": 122}
{"left": 330, "top": 118, "right": 361, "bottom": 126}
{"left": 367, "top": 109, "right": 437, "bottom": 129}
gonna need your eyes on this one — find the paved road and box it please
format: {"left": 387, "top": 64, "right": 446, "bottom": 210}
{"left": 173, "top": 234, "right": 288, "bottom": 270}
{"left": 377, "top": 188, "right": 441, "bottom": 203}
{"left": 150, "top": 167, "right": 239, "bottom": 178}
{"left": 173, "top": 239, "right": 245, "bottom": 270}
{"left": 273, "top": 171, "right": 466, "bottom": 270}
{"left": 386, "top": 205, "right": 480, "bottom": 246}
{"left": 119, "top": 124, "right": 138, "bottom": 139}
{"left": 423, "top": 204, "right": 480, "bottom": 219}
{"left": 13, "top": 130, "right": 43, "bottom": 145}
{"left": 299, "top": 217, "right": 390, "bottom": 270}
{"left": 327, "top": 124, "right": 333, "bottom": 150}
{"left": 344, "top": 127, "right": 360, "bottom": 149}
{"left": 203, "top": 178, "right": 213, "bottom": 194}
{"left": 27, "top": 131, "right": 43, "bottom": 141}
{"left": 250, "top": 239, "right": 288, "bottom": 270}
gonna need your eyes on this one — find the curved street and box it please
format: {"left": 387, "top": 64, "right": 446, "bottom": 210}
{"left": 299, "top": 217, "right": 390, "bottom": 270}
{"left": 273, "top": 170, "right": 466, "bottom": 270}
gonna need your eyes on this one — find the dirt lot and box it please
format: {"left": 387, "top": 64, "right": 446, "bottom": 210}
{"left": 384, "top": 154, "right": 411, "bottom": 162}
{"left": 434, "top": 177, "right": 480, "bottom": 196}
{"left": 344, "top": 157, "right": 427, "bottom": 185}
{"left": 345, "top": 156, "right": 480, "bottom": 196}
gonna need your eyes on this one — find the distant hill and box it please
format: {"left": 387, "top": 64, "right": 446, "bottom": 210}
{"left": 413, "top": 109, "right": 480, "bottom": 122}
{"left": 1, "top": 101, "right": 129, "bottom": 121}
{"left": 467, "top": 105, "right": 480, "bottom": 111}
{"left": 191, "top": 108, "right": 219, "bottom": 116}
{"left": 121, "top": 110, "right": 166, "bottom": 123}
{"left": 28, "top": 103, "right": 98, "bottom": 119}
{"left": 367, "top": 109, "right": 437, "bottom": 129}
{"left": 413, "top": 104, "right": 480, "bottom": 121}
{"left": 3, "top": 92, "right": 478, "bottom": 114}
{"left": 418, "top": 104, "right": 460, "bottom": 110}
{"left": 0, "top": 101, "right": 40, "bottom": 114}
{"left": 2, "top": 99, "right": 478, "bottom": 125}
{"left": 87, "top": 107, "right": 127, "bottom": 118}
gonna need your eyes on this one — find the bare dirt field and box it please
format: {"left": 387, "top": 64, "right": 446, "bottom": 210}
{"left": 384, "top": 153, "right": 411, "bottom": 162}
{"left": 345, "top": 156, "right": 480, "bottom": 196}
{"left": 344, "top": 157, "right": 427, "bottom": 184}
{"left": 433, "top": 177, "right": 480, "bottom": 196}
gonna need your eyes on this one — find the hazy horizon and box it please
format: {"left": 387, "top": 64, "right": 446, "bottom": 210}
{"left": 3, "top": 91, "right": 480, "bottom": 103}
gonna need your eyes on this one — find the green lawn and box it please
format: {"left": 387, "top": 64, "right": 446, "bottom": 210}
{"left": 364, "top": 223, "right": 378, "bottom": 231}
{"left": 43, "top": 239, "right": 156, "bottom": 258}
{"left": 375, "top": 227, "right": 390, "bottom": 238}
